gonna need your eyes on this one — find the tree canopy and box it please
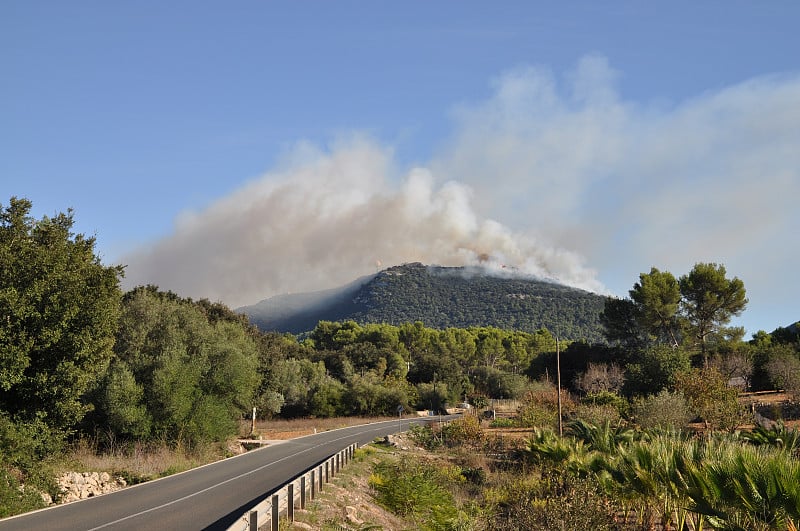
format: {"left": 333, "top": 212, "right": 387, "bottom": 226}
{"left": 602, "top": 262, "right": 747, "bottom": 364}
{"left": 0, "top": 197, "right": 123, "bottom": 437}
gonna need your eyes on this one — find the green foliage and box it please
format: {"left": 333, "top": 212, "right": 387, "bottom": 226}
{"left": 742, "top": 422, "right": 800, "bottom": 455}
{"left": 624, "top": 344, "right": 691, "bottom": 396}
{"left": 573, "top": 402, "right": 624, "bottom": 429}
{"left": 519, "top": 419, "right": 800, "bottom": 530}
{"left": 599, "top": 296, "right": 643, "bottom": 348}
{"left": 471, "top": 365, "right": 528, "bottom": 399}
{"left": 630, "top": 267, "right": 683, "bottom": 346}
{"left": 247, "top": 263, "right": 607, "bottom": 341}
{"left": 685, "top": 440, "right": 800, "bottom": 530}
{"left": 441, "top": 415, "right": 484, "bottom": 446}
{"left": 96, "top": 287, "right": 260, "bottom": 446}
{"left": 488, "top": 417, "right": 515, "bottom": 428}
{"left": 369, "top": 455, "right": 464, "bottom": 530}
{"left": 0, "top": 197, "right": 123, "bottom": 436}
{"left": 0, "top": 466, "right": 46, "bottom": 518}
{"left": 408, "top": 423, "right": 443, "bottom": 451}
{"left": 604, "top": 262, "right": 750, "bottom": 375}
{"left": 415, "top": 381, "right": 449, "bottom": 413}
{"left": 99, "top": 361, "right": 151, "bottom": 438}
{"left": 566, "top": 419, "right": 635, "bottom": 454}
{"left": 516, "top": 382, "right": 575, "bottom": 430}
{"left": 675, "top": 367, "right": 745, "bottom": 431}
{"left": 680, "top": 262, "right": 748, "bottom": 362}
{"left": 0, "top": 412, "right": 59, "bottom": 516}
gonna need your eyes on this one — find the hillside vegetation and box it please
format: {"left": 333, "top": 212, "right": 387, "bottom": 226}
{"left": 240, "top": 262, "right": 607, "bottom": 342}
{"left": 3, "top": 196, "right": 800, "bottom": 526}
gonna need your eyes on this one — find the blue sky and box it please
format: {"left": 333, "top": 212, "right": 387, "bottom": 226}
{"left": 2, "top": 1, "right": 799, "bottom": 336}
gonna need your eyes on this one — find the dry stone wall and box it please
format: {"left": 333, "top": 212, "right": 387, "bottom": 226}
{"left": 56, "top": 472, "right": 127, "bottom": 503}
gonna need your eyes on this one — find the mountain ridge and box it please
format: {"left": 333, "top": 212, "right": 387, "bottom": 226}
{"left": 238, "top": 262, "right": 608, "bottom": 341}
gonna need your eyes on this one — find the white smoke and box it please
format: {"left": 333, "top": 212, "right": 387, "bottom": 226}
{"left": 122, "top": 55, "right": 800, "bottom": 333}
{"left": 122, "top": 136, "right": 604, "bottom": 307}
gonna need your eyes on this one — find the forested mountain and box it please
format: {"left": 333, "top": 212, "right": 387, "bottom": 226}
{"left": 239, "top": 262, "right": 607, "bottom": 341}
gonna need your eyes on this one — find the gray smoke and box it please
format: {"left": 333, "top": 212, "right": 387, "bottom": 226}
{"left": 122, "top": 55, "right": 800, "bottom": 331}
{"left": 122, "top": 136, "right": 603, "bottom": 307}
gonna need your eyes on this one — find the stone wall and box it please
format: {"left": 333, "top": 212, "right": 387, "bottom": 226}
{"left": 56, "top": 471, "right": 127, "bottom": 503}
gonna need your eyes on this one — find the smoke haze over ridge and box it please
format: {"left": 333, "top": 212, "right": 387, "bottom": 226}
{"left": 122, "top": 56, "right": 800, "bottom": 330}
{"left": 123, "top": 136, "right": 604, "bottom": 307}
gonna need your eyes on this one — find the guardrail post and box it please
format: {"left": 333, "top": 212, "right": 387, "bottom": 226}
{"left": 288, "top": 483, "right": 294, "bottom": 521}
{"left": 249, "top": 510, "right": 257, "bottom": 530}
{"left": 319, "top": 464, "right": 324, "bottom": 491}
{"left": 325, "top": 460, "right": 330, "bottom": 482}
{"left": 300, "top": 475, "right": 307, "bottom": 508}
{"left": 271, "top": 494, "right": 279, "bottom": 531}
{"left": 310, "top": 470, "right": 316, "bottom": 499}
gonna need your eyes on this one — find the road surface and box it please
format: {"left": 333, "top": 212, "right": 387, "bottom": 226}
{"left": 0, "top": 416, "right": 454, "bottom": 530}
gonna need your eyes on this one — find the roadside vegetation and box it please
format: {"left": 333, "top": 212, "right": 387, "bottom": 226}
{"left": 305, "top": 407, "right": 800, "bottom": 530}
{"left": 2, "top": 196, "right": 800, "bottom": 525}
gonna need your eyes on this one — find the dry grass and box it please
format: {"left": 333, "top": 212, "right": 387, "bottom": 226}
{"left": 64, "top": 436, "right": 229, "bottom": 483}
{"left": 62, "top": 417, "right": 401, "bottom": 484}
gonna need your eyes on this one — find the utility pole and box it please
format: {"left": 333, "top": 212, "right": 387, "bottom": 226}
{"left": 556, "top": 333, "right": 563, "bottom": 437}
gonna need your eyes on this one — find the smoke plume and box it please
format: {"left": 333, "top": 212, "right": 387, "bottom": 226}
{"left": 122, "top": 136, "right": 603, "bottom": 307}
{"left": 122, "top": 55, "right": 800, "bottom": 332}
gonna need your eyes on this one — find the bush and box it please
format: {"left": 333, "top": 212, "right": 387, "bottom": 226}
{"left": 488, "top": 418, "right": 516, "bottom": 428}
{"left": 0, "top": 465, "right": 46, "bottom": 518}
{"left": 516, "top": 384, "right": 575, "bottom": 429}
{"left": 572, "top": 403, "right": 622, "bottom": 427}
{"left": 408, "top": 423, "right": 442, "bottom": 451}
{"left": 369, "top": 456, "right": 464, "bottom": 530}
{"left": 483, "top": 471, "right": 619, "bottom": 531}
{"left": 630, "top": 390, "right": 693, "bottom": 430}
{"left": 441, "top": 415, "right": 483, "bottom": 446}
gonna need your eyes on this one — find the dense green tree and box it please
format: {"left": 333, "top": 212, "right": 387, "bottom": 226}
{"left": 624, "top": 345, "right": 691, "bottom": 396}
{"left": 471, "top": 365, "right": 528, "bottom": 399}
{"left": 630, "top": 267, "right": 683, "bottom": 347}
{"left": 263, "top": 356, "right": 348, "bottom": 417}
{"left": 679, "top": 263, "right": 748, "bottom": 365}
{"left": 600, "top": 297, "right": 644, "bottom": 348}
{"left": 100, "top": 288, "right": 259, "bottom": 445}
{"left": 0, "top": 197, "right": 123, "bottom": 437}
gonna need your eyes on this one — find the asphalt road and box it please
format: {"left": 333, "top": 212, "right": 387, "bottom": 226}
{"left": 0, "top": 416, "right": 454, "bottom": 531}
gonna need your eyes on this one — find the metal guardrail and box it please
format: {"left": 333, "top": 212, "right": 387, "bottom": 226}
{"left": 226, "top": 443, "right": 358, "bottom": 531}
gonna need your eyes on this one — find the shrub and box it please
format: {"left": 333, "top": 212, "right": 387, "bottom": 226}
{"left": 488, "top": 418, "right": 515, "bottom": 428}
{"left": 369, "top": 456, "right": 464, "bottom": 529}
{"left": 483, "top": 471, "right": 619, "bottom": 531}
{"left": 575, "top": 391, "right": 626, "bottom": 426}
{"left": 441, "top": 415, "right": 483, "bottom": 446}
{"left": 408, "top": 423, "right": 442, "bottom": 451}
{"left": 516, "top": 384, "right": 575, "bottom": 429}
{"left": 630, "top": 390, "right": 693, "bottom": 430}
{"left": 0, "top": 465, "right": 46, "bottom": 518}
